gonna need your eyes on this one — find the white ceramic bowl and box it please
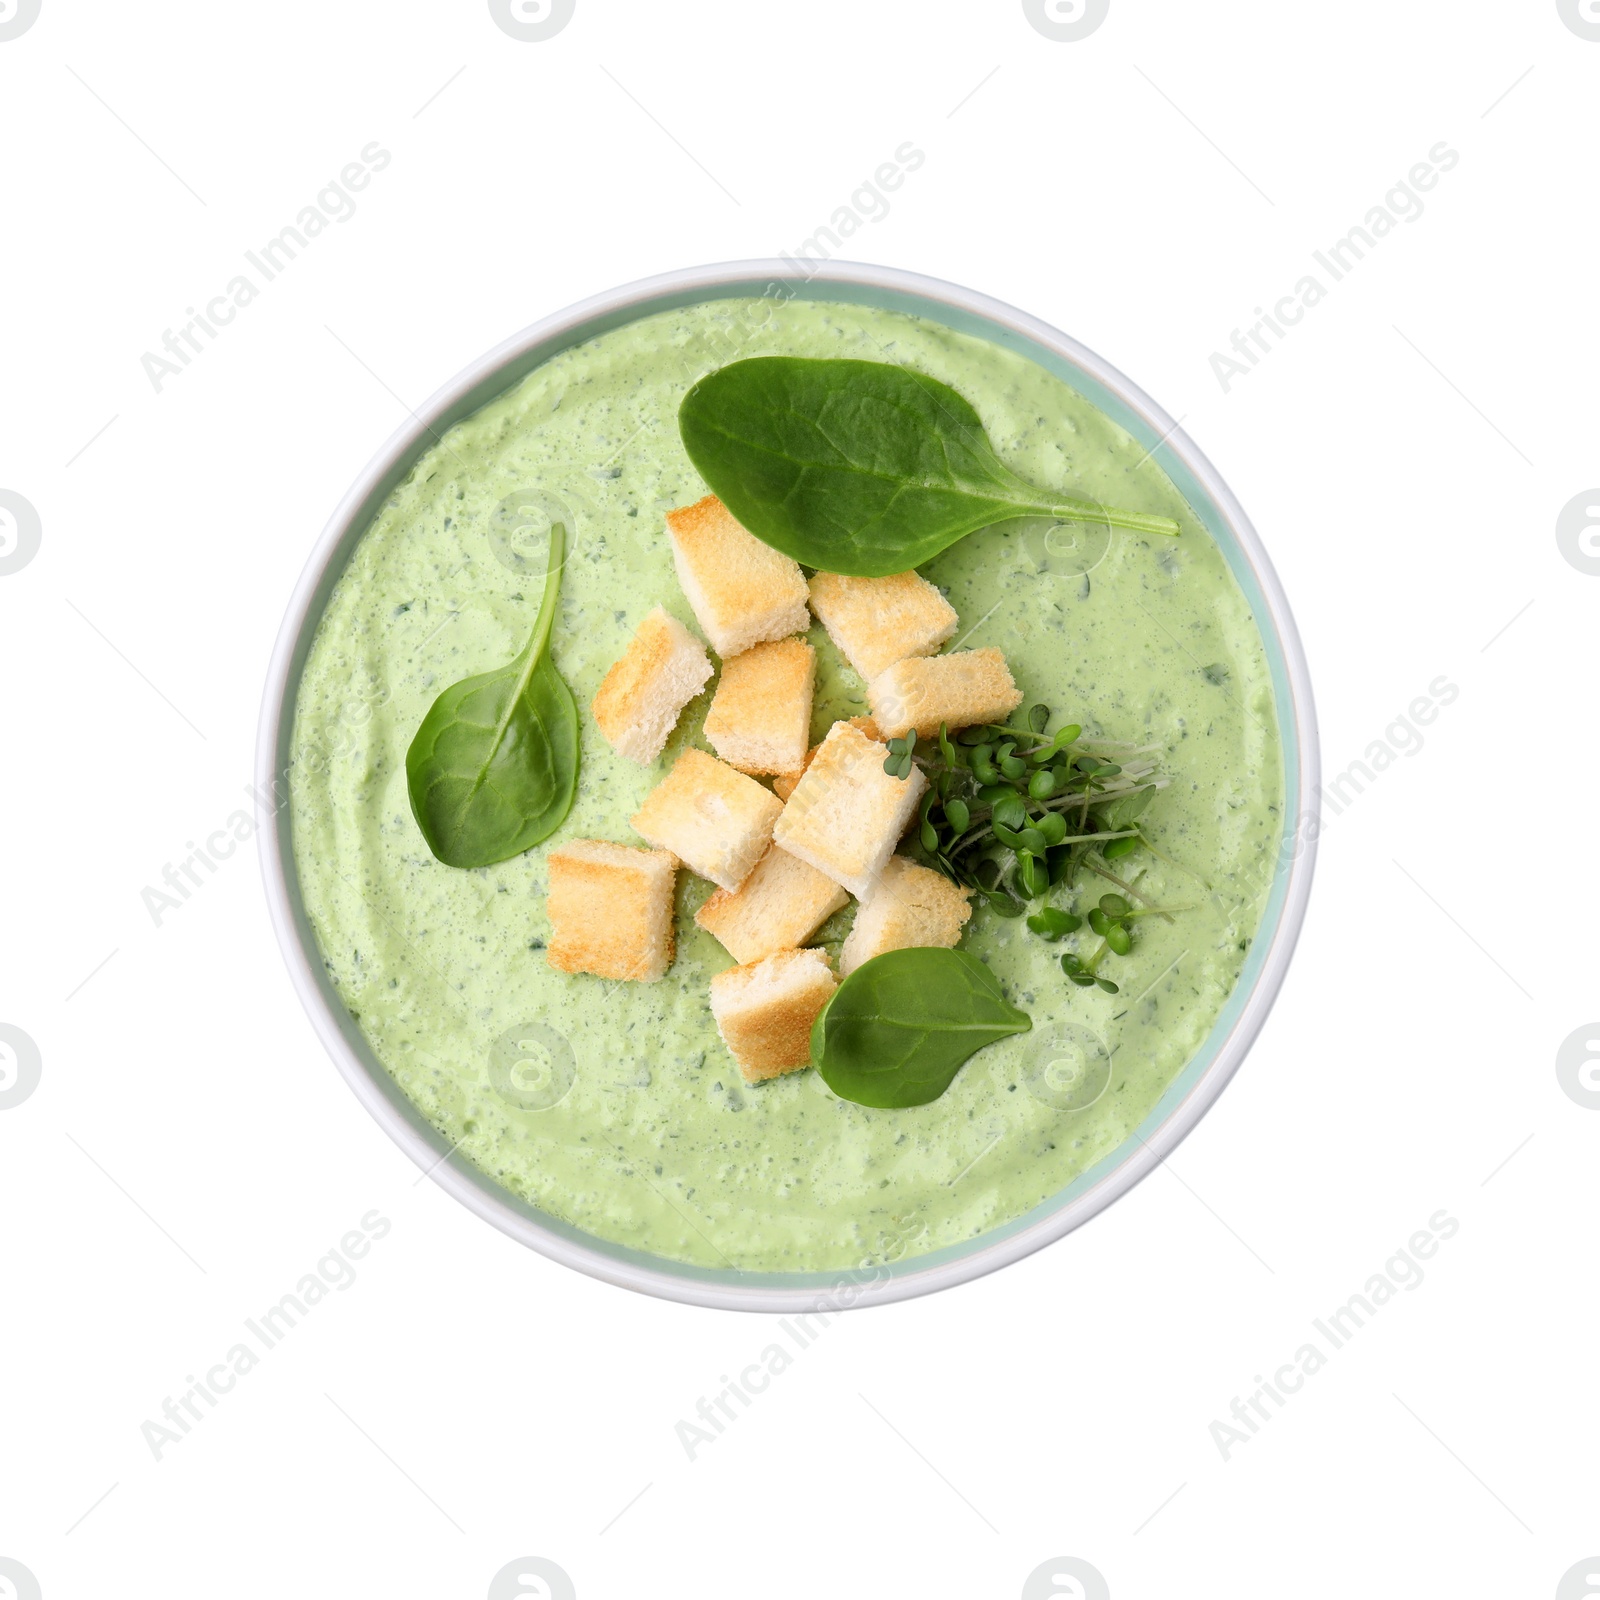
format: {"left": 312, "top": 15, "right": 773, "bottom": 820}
{"left": 258, "top": 260, "right": 1319, "bottom": 1311}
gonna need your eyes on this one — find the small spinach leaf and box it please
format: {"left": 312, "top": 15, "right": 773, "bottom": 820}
{"left": 406, "top": 522, "right": 579, "bottom": 868}
{"left": 810, "top": 948, "right": 1032, "bottom": 1108}
{"left": 679, "top": 357, "right": 1179, "bottom": 577}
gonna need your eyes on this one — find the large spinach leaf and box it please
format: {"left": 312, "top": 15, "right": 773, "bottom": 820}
{"left": 679, "top": 357, "right": 1179, "bottom": 577}
{"left": 406, "top": 523, "right": 579, "bottom": 868}
{"left": 811, "top": 947, "right": 1032, "bottom": 1108}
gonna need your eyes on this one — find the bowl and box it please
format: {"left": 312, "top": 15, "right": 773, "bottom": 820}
{"left": 257, "top": 259, "right": 1318, "bottom": 1311}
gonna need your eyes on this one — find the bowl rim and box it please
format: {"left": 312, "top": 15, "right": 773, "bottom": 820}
{"left": 257, "top": 257, "right": 1319, "bottom": 1313}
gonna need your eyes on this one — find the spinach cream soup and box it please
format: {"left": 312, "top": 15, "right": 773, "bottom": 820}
{"left": 289, "top": 297, "right": 1281, "bottom": 1272}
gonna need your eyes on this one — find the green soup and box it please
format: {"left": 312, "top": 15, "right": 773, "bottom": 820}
{"left": 289, "top": 296, "right": 1282, "bottom": 1273}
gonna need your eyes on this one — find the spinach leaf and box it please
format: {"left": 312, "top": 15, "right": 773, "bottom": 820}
{"left": 811, "top": 948, "right": 1032, "bottom": 1108}
{"left": 405, "top": 522, "right": 579, "bottom": 868}
{"left": 679, "top": 358, "right": 1180, "bottom": 577}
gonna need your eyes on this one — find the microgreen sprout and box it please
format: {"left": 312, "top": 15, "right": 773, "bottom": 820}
{"left": 908, "top": 711, "right": 1166, "bottom": 918}
{"left": 900, "top": 704, "right": 1197, "bottom": 1003}
{"left": 882, "top": 732, "right": 918, "bottom": 780}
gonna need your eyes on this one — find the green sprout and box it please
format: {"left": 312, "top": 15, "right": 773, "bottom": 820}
{"left": 891, "top": 707, "right": 1205, "bottom": 1004}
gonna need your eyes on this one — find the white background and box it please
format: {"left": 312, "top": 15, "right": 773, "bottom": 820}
{"left": 2, "top": 2, "right": 1596, "bottom": 1596}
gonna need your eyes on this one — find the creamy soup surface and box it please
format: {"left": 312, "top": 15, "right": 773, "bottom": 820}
{"left": 290, "top": 297, "right": 1282, "bottom": 1272}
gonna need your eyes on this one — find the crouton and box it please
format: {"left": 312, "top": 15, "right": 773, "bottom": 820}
{"left": 695, "top": 844, "right": 849, "bottom": 964}
{"left": 839, "top": 856, "right": 974, "bottom": 977}
{"left": 702, "top": 637, "right": 815, "bottom": 775}
{"left": 771, "top": 716, "right": 879, "bottom": 801}
{"left": 771, "top": 761, "right": 809, "bottom": 804}
{"left": 665, "top": 495, "right": 809, "bottom": 657}
{"left": 773, "top": 721, "right": 927, "bottom": 899}
{"left": 709, "top": 947, "right": 837, "bottom": 1082}
{"left": 808, "top": 570, "right": 959, "bottom": 681}
{"left": 590, "top": 606, "right": 713, "bottom": 764}
{"left": 631, "top": 748, "right": 783, "bottom": 891}
{"left": 545, "top": 840, "right": 678, "bottom": 982}
{"left": 867, "top": 647, "right": 1023, "bottom": 740}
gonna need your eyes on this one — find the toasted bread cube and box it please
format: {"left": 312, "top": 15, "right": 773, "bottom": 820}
{"left": 631, "top": 748, "right": 783, "bottom": 891}
{"left": 840, "top": 856, "right": 974, "bottom": 977}
{"left": 770, "top": 761, "right": 809, "bottom": 804}
{"left": 772, "top": 716, "right": 879, "bottom": 801}
{"left": 665, "top": 495, "right": 809, "bottom": 658}
{"left": 808, "top": 570, "right": 959, "bottom": 681}
{"left": 545, "top": 840, "right": 678, "bottom": 982}
{"left": 695, "top": 844, "right": 850, "bottom": 964}
{"left": 868, "top": 647, "right": 1023, "bottom": 740}
{"left": 710, "top": 947, "right": 837, "bottom": 1082}
{"left": 773, "top": 721, "right": 927, "bottom": 900}
{"left": 702, "top": 638, "right": 815, "bottom": 775}
{"left": 590, "top": 606, "right": 713, "bottom": 765}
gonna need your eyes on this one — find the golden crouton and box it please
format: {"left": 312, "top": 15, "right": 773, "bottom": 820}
{"left": 839, "top": 856, "right": 974, "bottom": 977}
{"left": 773, "top": 720, "right": 927, "bottom": 900}
{"left": 665, "top": 495, "right": 810, "bottom": 658}
{"left": 545, "top": 840, "right": 678, "bottom": 982}
{"left": 702, "top": 637, "right": 815, "bottom": 776}
{"left": 631, "top": 747, "right": 783, "bottom": 892}
{"left": 771, "top": 762, "right": 808, "bottom": 804}
{"left": 709, "top": 947, "right": 837, "bottom": 1082}
{"left": 694, "top": 843, "right": 849, "bottom": 965}
{"left": 808, "top": 570, "right": 958, "bottom": 681}
{"left": 590, "top": 606, "right": 713, "bottom": 765}
{"left": 868, "top": 647, "right": 1023, "bottom": 740}
{"left": 772, "top": 716, "right": 880, "bottom": 801}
